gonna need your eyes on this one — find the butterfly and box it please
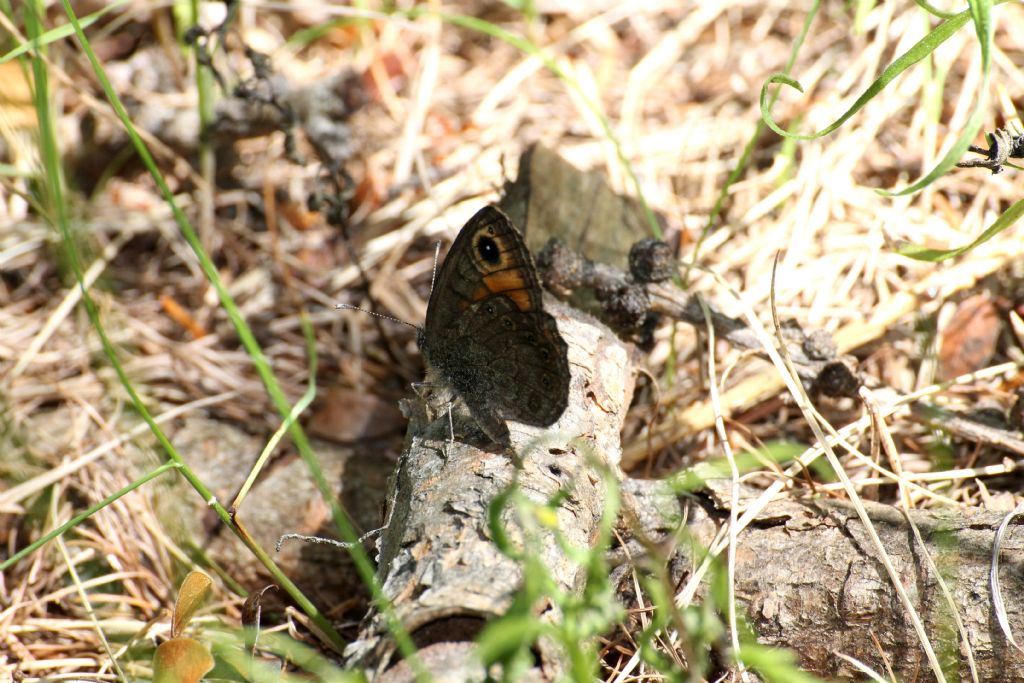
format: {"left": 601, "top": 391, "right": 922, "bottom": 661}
{"left": 417, "top": 206, "right": 571, "bottom": 446}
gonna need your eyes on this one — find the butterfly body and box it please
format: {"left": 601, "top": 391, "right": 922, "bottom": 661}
{"left": 417, "top": 206, "right": 571, "bottom": 445}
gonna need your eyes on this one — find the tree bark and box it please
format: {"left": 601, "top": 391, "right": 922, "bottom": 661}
{"left": 344, "top": 300, "right": 636, "bottom": 680}
{"left": 621, "top": 478, "right": 1024, "bottom": 681}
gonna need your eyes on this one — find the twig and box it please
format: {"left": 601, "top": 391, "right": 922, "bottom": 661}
{"left": 956, "top": 125, "right": 1024, "bottom": 174}
{"left": 539, "top": 237, "right": 860, "bottom": 398}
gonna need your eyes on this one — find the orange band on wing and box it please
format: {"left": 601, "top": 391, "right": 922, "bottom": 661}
{"left": 468, "top": 270, "right": 535, "bottom": 312}
{"left": 483, "top": 270, "right": 528, "bottom": 293}
{"left": 499, "top": 289, "right": 532, "bottom": 311}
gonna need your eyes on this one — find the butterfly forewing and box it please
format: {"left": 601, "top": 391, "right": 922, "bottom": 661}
{"left": 425, "top": 207, "right": 545, "bottom": 331}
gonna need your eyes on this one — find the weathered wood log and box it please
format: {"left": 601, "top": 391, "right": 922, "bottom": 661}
{"left": 342, "top": 300, "right": 636, "bottom": 679}
{"left": 620, "top": 478, "right": 1024, "bottom": 681}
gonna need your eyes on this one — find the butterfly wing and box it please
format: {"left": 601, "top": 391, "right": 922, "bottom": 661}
{"left": 424, "top": 206, "right": 546, "bottom": 335}
{"left": 453, "top": 295, "right": 570, "bottom": 426}
{"left": 421, "top": 206, "right": 570, "bottom": 434}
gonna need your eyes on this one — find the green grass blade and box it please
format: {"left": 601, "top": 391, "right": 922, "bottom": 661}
{"left": 879, "top": 0, "right": 992, "bottom": 196}
{"left": 759, "top": 8, "right": 972, "bottom": 142}
{"left": 898, "top": 195, "right": 1024, "bottom": 261}
{"left": 0, "top": 462, "right": 180, "bottom": 572}
{"left": 686, "top": 0, "right": 820, "bottom": 283}
{"left": 915, "top": 0, "right": 960, "bottom": 20}
{"left": 0, "top": 0, "right": 128, "bottom": 63}
{"left": 760, "top": 2, "right": 1001, "bottom": 199}
{"left": 52, "top": 0, "right": 422, "bottom": 669}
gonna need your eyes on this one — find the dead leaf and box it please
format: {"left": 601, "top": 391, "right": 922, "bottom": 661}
{"left": 499, "top": 144, "right": 653, "bottom": 270}
{"left": 172, "top": 571, "right": 213, "bottom": 638}
{"left": 938, "top": 294, "right": 1001, "bottom": 381}
{"left": 152, "top": 637, "right": 214, "bottom": 683}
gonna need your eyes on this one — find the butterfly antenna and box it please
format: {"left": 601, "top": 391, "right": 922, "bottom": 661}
{"left": 428, "top": 240, "right": 442, "bottom": 296}
{"left": 336, "top": 303, "right": 418, "bottom": 330}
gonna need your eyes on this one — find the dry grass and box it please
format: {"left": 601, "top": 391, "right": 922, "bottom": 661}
{"left": 3, "top": 0, "right": 1024, "bottom": 680}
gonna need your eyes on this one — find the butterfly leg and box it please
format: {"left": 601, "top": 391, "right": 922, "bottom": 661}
{"left": 411, "top": 381, "right": 457, "bottom": 457}
{"left": 444, "top": 402, "right": 455, "bottom": 460}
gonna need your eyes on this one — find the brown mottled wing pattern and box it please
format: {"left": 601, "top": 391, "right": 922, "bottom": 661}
{"left": 424, "top": 206, "right": 541, "bottom": 331}
{"left": 420, "top": 206, "right": 570, "bottom": 438}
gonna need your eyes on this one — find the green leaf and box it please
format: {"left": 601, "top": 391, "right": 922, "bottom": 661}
{"left": 742, "top": 641, "right": 829, "bottom": 683}
{"left": 752, "top": 440, "right": 807, "bottom": 465}
{"left": 879, "top": 0, "right": 993, "bottom": 196}
{"left": 914, "top": 0, "right": 960, "bottom": 19}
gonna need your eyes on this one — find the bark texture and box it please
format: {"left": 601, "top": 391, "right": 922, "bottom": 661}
{"left": 622, "top": 478, "right": 1024, "bottom": 681}
{"left": 500, "top": 143, "right": 652, "bottom": 270}
{"left": 344, "top": 301, "right": 636, "bottom": 679}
